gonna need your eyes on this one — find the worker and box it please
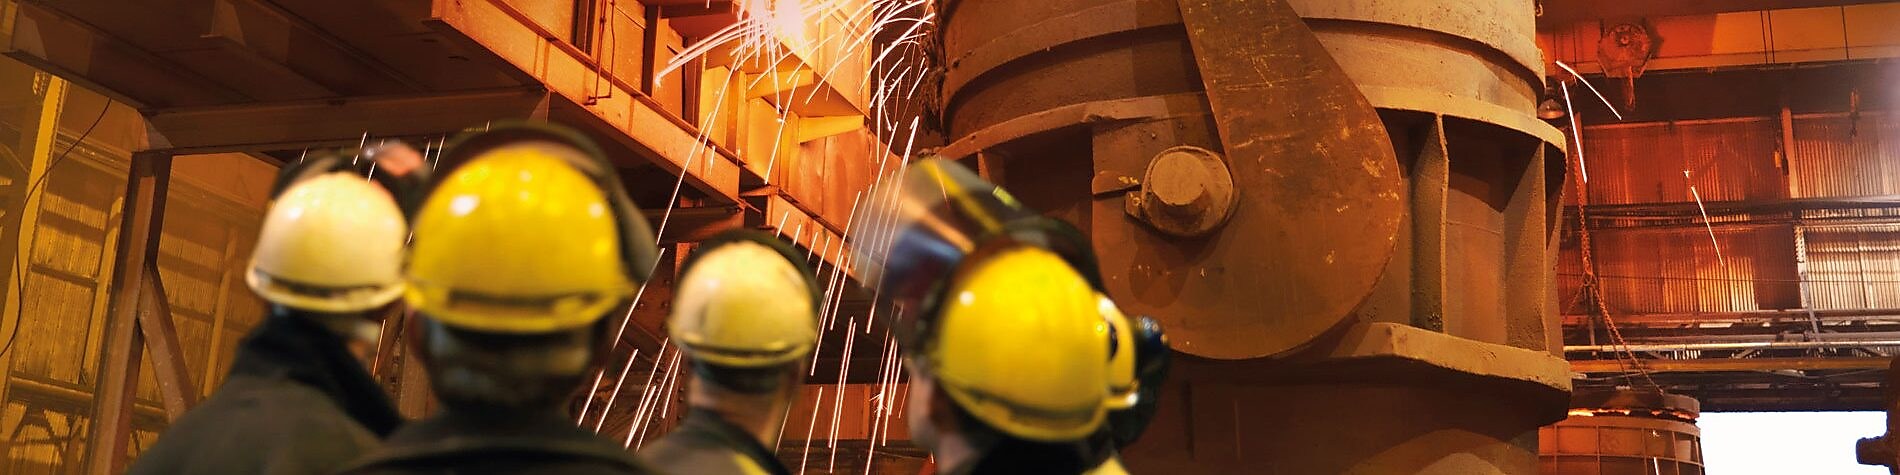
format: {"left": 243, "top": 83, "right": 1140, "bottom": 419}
{"left": 864, "top": 158, "right": 1167, "bottom": 473}
{"left": 340, "top": 123, "right": 661, "bottom": 474}
{"left": 638, "top": 230, "right": 820, "bottom": 475}
{"left": 129, "top": 143, "right": 428, "bottom": 474}
{"left": 900, "top": 244, "right": 1122, "bottom": 474}
{"left": 1090, "top": 294, "right": 1170, "bottom": 472}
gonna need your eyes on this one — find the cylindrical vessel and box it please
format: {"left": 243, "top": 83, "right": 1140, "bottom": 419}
{"left": 939, "top": 0, "right": 1566, "bottom": 360}
{"left": 1541, "top": 391, "right": 1705, "bottom": 475}
{"left": 938, "top": 0, "right": 1572, "bottom": 473}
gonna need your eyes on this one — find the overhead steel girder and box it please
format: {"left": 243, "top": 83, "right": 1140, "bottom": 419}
{"left": 425, "top": 0, "right": 742, "bottom": 204}
{"left": 144, "top": 87, "right": 552, "bottom": 154}
{"left": 1572, "top": 356, "right": 1892, "bottom": 373}
{"left": 1538, "top": 0, "right": 1894, "bottom": 24}
{"left": 753, "top": 191, "right": 855, "bottom": 280}
{"left": 0, "top": 1, "right": 245, "bottom": 108}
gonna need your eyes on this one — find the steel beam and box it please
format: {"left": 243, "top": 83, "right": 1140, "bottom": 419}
{"left": 426, "top": 0, "right": 742, "bottom": 204}
{"left": 1569, "top": 339, "right": 1900, "bottom": 352}
{"left": 642, "top": 206, "right": 744, "bottom": 244}
{"left": 1563, "top": 307, "right": 1900, "bottom": 326}
{"left": 145, "top": 87, "right": 551, "bottom": 154}
{"left": 1538, "top": 0, "right": 1892, "bottom": 24}
{"left": 136, "top": 268, "right": 197, "bottom": 420}
{"left": 796, "top": 115, "right": 863, "bottom": 143}
{"left": 1572, "top": 356, "right": 1892, "bottom": 373}
{"left": 369, "top": 306, "right": 407, "bottom": 379}
{"left": 757, "top": 192, "right": 853, "bottom": 279}
{"left": 84, "top": 151, "right": 171, "bottom": 475}
{"left": 0, "top": 1, "right": 247, "bottom": 108}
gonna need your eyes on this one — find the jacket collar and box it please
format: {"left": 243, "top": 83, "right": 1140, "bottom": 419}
{"left": 356, "top": 409, "right": 645, "bottom": 470}
{"left": 228, "top": 310, "right": 403, "bottom": 436}
{"left": 674, "top": 409, "right": 792, "bottom": 475}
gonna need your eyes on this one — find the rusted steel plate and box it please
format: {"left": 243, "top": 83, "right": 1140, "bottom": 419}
{"left": 940, "top": 0, "right": 1181, "bottom": 102}
{"left": 937, "top": 92, "right": 1209, "bottom": 161}
{"left": 1102, "top": 0, "right": 1401, "bottom": 359}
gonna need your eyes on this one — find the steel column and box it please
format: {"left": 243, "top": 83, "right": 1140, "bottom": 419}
{"left": 84, "top": 151, "right": 171, "bottom": 475}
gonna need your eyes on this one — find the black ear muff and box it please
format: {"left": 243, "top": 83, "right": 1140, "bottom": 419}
{"left": 359, "top": 143, "right": 433, "bottom": 220}
{"left": 679, "top": 229, "right": 823, "bottom": 316}
{"left": 432, "top": 121, "right": 660, "bottom": 282}
{"left": 272, "top": 145, "right": 430, "bottom": 223}
{"left": 268, "top": 151, "right": 359, "bottom": 201}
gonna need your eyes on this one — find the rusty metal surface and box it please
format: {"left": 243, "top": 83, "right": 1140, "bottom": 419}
{"left": 84, "top": 152, "right": 171, "bottom": 475}
{"left": 939, "top": 0, "right": 1180, "bottom": 103}
{"left": 939, "top": 0, "right": 1205, "bottom": 139}
{"left": 1286, "top": 0, "right": 1541, "bottom": 77}
{"left": 1129, "top": 145, "right": 1235, "bottom": 237}
{"left": 1106, "top": 0, "right": 1400, "bottom": 359}
{"left": 1284, "top": 0, "right": 1560, "bottom": 153}
{"left": 137, "top": 268, "right": 197, "bottom": 420}
{"left": 1570, "top": 389, "right": 1701, "bottom": 416}
{"left": 1542, "top": 390, "right": 1705, "bottom": 474}
{"left": 937, "top": 92, "right": 1208, "bottom": 161}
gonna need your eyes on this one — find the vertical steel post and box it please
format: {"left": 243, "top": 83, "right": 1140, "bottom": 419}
{"left": 83, "top": 150, "right": 170, "bottom": 475}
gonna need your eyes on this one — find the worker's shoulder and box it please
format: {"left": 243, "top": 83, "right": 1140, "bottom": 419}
{"left": 342, "top": 452, "right": 667, "bottom": 475}
{"left": 636, "top": 436, "right": 771, "bottom": 475}
{"left": 127, "top": 380, "right": 377, "bottom": 475}
{"left": 175, "top": 377, "right": 377, "bottom": 447}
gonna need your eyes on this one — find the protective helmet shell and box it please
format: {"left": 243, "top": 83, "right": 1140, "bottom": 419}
{"left": 669, "top": 237, "right": 819, "bottom": 368}
{"left": 246, "top": 172, "right": 407, "bottom": 313}
{"left": 930, "top": 246, "right": 1111, "bottom": 442}
{"left": 404, "top": 142, "right": 633, "bottom": 333}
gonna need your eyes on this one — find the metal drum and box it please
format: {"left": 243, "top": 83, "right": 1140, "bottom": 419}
{"left": 940, "top": 0, "right": 1405, "bottom": 360}
{"left": 937, "top": 1, "right": 1574, "bottom": 473}
{"left": 1541, "top": 391, "right": 1705, "bottom": 475}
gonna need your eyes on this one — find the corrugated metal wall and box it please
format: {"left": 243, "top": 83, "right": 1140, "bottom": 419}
{"left": 1560, "top": 226, "right": 1800, "bottom": 315}
{"left": 1582, "top": 118, "right": 1783, "bottom": 205}
{"left": 1569, "top": 111, "right": 1900, "bottom": 319}
{"left": 1790, "top": 114, "right": 1900, "bottom": 198}
{"left": 1802, "top": 224, "right": 1900, "bottom": 310}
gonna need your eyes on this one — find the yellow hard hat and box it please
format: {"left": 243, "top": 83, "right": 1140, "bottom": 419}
{"left": 669, "top": 231, "right": 820, "bottom": 368}
{"left": 1099, "top": 295, "right": 1139, "bottom": 411}
{"left": 247, "top": 171, "right": 407, "bottom": 312}
{"left": 928, "top": 246, "right": 1112, "bottom": 442}
{"left": 405, "top": 124, "right": 656, "bottom": 334}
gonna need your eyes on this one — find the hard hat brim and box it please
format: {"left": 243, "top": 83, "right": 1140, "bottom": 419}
{"left": 403, "top": 283, "right": 628, "bottom": 334}
{"left": 246, "top": 267, "right": 404, "bottom": 314}
{"left": 938, "top": 378, "right": 1108, "bottom": 442}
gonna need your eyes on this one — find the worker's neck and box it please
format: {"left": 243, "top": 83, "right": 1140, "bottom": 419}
{"left": 689, "top": 384, "right": 792, "bottom": 446}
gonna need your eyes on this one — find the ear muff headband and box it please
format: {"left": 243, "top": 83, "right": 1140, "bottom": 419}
{"left": 272, "top": 146, "right": 430, "bottom": 219}
{"left": 431, "top": 122, "right": 660, "bottom": 282}
{"left": 678, "top": 229, "right": 823, "bottom": 316}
